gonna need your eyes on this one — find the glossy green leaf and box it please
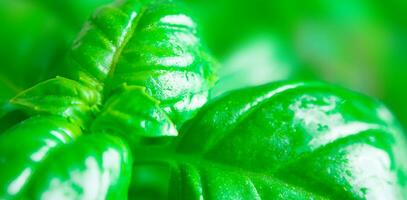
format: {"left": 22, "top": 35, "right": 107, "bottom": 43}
{"left": 0, "top": 116, "right": 81, "bottom": 199}
{"left": 130, "top": 81, "right": 407, "bottom": 199}
{"left": 185, "top": 0, "right": 407, "bottom": 132}
{"left": 0, "top": 115, "right": 132, "bottom": 199}
{"left": 2, "top": 0, "right": 407, "bottom": 199}
{"left": 64, "top": 0, "right": 217, "bottom": 126}
{"left": 2, "top": 0, "right": 217, "bottom": 198}
{"left": 92, "top": 85, "right": 177, "bottom": 147}
{"left": 23, "top": 134, "right": 132, "bottom": 200}
{"left": 11, "top": 0, "right": 216, "bottom": 139}
{"left": 11, "top": 77, "right": 99, "bottom": 127}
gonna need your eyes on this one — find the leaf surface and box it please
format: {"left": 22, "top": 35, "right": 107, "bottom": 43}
{"left": 1, "top": 0, "right": 217, "bottom": 198}
{"left": 130, "top": 81, "right": 407, "bottom": 199}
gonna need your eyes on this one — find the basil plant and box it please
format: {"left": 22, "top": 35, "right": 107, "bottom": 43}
{"left": 0, "top": 0, "right": 406, "bottom": 199}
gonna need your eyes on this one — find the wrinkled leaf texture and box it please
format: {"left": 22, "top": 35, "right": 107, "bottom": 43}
{"left": 0, "top": 0, "right": 216, "bottom": 199}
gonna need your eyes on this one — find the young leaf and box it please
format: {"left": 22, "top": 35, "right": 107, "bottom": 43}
{"left": 92, "top": 85, "right": 177, "bottom": 147}
{"left": 0, "top": 0, "right": 113, "bottom": 131}
{"left": 130, "top": 81, "right": 407, "bottom": 199}
{"left": 11, "top": 77, "right": 99, "bottom": 127}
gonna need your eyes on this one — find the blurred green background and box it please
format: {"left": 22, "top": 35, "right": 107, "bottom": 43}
{"left": 1, "top": 0, "right": 406, "bottom": 130}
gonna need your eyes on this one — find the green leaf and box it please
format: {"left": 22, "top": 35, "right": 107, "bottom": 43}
{"left": 92, "top": 85, "right": 177, "bottom": 147}
{"left": 0, "top": 115, "right": 132, "bottom": 199}
{"left": 2, "top": 0, "right": 217, "bottom": 198}
{"left": 185, "top": 0, "right": 407, "bottom": 130}
{"left": 23, "top": 134, "right": 132, "bottom": 200}
{"left": 10, "top": 0, "right": 216, "bottom": 141}
{"left": 11, "top": 77, "right": 99, "bottom": 127}
{"left": 63, "top": 0, "right": 217, "bottom": 126}
{"left": 0, "top": 0, "right": 113, "bottom": 132}
{"left": 0, "top": 116, "right": 81, "bottom": 199}
{"left": 130, "top": 81, "right": 407, "bottom": 199}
